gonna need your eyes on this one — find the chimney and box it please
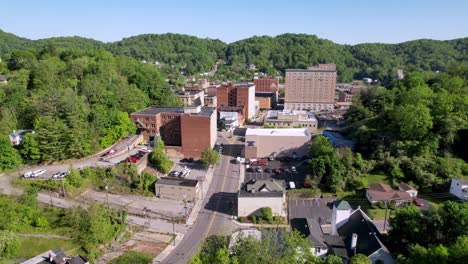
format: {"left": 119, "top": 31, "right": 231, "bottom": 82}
{"left": 351, "top": 233, "right": 358, "bottom": 256}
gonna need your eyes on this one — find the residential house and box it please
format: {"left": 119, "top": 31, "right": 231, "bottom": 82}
{"left": 450, "top": 179, "right": 468, "bottom": 201}
{"left": 398, "top": 183, "right": 418, "bottom": 198}
{"left": 21, "top": 249, "right": 88, "bottom": 264}
{"left": 9, "top": 130, "right": 35, "bottom": 145}
{"left": 366, "top": 183, "right": 411, "bottom": 205}
{"left": 238, "top": 180, "right": 286, "bottom": 217}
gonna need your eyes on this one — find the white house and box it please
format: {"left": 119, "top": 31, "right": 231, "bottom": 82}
{"left": 450, "top": 179, "right": 468, "bottom": 201}
{"left": 237, "top": 180, "right": 286, "bottom": 217}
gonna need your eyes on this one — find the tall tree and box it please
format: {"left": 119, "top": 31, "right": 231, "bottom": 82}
{"left": 0, "top": 135, "right": 21, "bottom": 172}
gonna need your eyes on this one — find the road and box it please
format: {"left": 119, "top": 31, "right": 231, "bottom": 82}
{"left": 162, "top": 133, "right": 242, "bottom": 264}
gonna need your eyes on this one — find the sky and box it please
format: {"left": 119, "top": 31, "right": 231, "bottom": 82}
{"left": 1, "top": 0, "right": 467, "bottom": 44}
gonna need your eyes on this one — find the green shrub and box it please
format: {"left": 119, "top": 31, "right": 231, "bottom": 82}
{"left": 251, "top": 215, "right": 257, "bottom": 224}
{"left": 260, "top": 207, "right": 273, "bottom": 224}
{"left": 238, "top": 217, "right": 246, "bottom": 223}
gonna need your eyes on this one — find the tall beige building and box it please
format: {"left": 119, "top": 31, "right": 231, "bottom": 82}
{"left": 285, "top": 64, "right": 337, "bottom": 111}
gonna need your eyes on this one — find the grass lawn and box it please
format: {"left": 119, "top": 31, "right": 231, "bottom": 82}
{"left": 15, "top": 237, "right": 81, "bottom": 260}
{"left": 365, "top": 174, "right": 391, "bottom": 186}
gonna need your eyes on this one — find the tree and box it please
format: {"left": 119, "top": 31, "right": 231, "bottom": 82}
{"left": 350, "top": 254, "right": 371, "bottom": 264}
{"left": 200, "top": 147, "right": 220, "bottom": 168}
{"left": 150, "top": 139, "right": 174, "bottom": 173}
{"left": 260, "top": 207, "right": 273, "bottom": 224}
{"left": 19, "top": 132, "right": 41, "bottom": 163}
{"left": 391, "top": 104, "right": 433, "bottom": 140}
{"left": 34, "top": 116, "right": 69, "bottom": 161}
{"left": 0, "top": 135, "right": 21, "bottom": 172}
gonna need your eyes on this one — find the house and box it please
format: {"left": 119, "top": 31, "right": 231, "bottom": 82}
{"left": 9, "top": 130, "right": 35, "bottom": 145}
{"left": 398, "top": 183, "right": 418, "bottom": 198}
{"left": 20, "top": 249, "right": 88, "bottom": 264}
{"left": 324, "top": 200, "right": 395, "bottom": 264}
{"left": 366, "top": 183, "right": 411, "bottom": 205}
{"left": 450, "top": 179, "right": 468, "bottom": 201}
{"left": 237, "top": 180, "right": 286, "bottom": 217}
{"left": 0, "top": 75, "right": 7, "bottom": 84}
{"left": 291, "top": 218, "right": 328, "bottom": 257}
{"left": 155, "top": 177, "right": 199, "bottom": 202}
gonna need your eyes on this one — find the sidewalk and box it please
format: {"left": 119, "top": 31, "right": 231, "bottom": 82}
{"left": 152, "top": 232, "right": 184, "bottom": 263}
{"left": 186, "top": 166, "right": 215, "bottom": 225}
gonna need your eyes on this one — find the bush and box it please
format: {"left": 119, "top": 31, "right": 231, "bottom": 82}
{"left": 109, "top": 251, "right": 153, "bottom": 264}
{"left": 260, "top": 207, "right": 273, "bottom": 224}
{"left": 238, "top": 217, "right": 246, "bottom": 223}
{"left": 251, "top": 215, "right": 257, "bottom": 224}
{"left": 377, "top": 201, "right": 386, "bottom": 209}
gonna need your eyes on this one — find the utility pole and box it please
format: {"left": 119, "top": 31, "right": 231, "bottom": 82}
{"left": 62, "top": 180, "right": 66, "bottom": 199}
{"left": 383, "top": 201, "right": 389, "bottom": 232}
{"left": 172, "top": 217, "right": 176, "bottom": 246}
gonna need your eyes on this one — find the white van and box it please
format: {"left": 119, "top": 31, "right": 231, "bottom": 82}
{"left": 289, "top": 181, "right": 296, "bottom": 189}
{"left": 24, "top": 171, "right": 34, "bottom": 178}
{"left": 32, "top": 169, "right": 46, "bottom": 177}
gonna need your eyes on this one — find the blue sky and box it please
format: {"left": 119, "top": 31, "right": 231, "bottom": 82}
{"left": 2, "top": 0, "right": 467, "bottom": 44}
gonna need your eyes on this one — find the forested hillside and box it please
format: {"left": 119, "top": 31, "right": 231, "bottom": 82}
{"left": 1, "top": 30, "right": 466, "bottom": 84}
{"left": 0, "top": 46, "right": 180, "bottom": 167}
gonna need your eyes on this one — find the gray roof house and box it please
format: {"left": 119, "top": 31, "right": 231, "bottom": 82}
{"left": 238, "top": 180, "right": 286, "bottom": 217}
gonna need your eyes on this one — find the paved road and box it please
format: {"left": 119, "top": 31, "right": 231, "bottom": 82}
{"left": 162, "top": 133, "right": 242, "bottom": 264}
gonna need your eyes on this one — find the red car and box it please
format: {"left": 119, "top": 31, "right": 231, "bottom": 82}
{"left": 250, "top": 161, "right": 258, "bottom": 166}
{"left": 413, "top": 198, "right": 423, "bottom": 207}
{"left": 257, "top": 160, "right": 268, "bottom": 166}
{"left": 127, "top": 156, "right": 140, "bottom": 163}
{"left": 274, "top": 168, "right": 282, "bottom": 174}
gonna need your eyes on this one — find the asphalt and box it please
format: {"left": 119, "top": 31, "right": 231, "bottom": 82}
{"left": 161, "top": 132, "right": 242, "bottom": 264}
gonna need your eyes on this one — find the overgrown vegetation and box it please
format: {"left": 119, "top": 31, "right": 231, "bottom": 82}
{"left": 0, "top": 188, "right": 125, "bottom": 261}
{"left": 190, "top": 231, "right": 353, "bottom": 264}
{"left": 17, "top": 165, "right": 157, "bottom": 196}
{"left": 108, "top": 251, "right": 154, "bottom": 264}
{"left": 389, "top": 201, "right": 468, "bottom": 263}
{"left": 345, "top": 64, "right": 468, "bottom": 191}
{"left": 0, "top": 45, "right": 181, "bottom": 170}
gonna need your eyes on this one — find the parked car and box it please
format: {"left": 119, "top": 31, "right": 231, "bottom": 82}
{"left": 257, "top": 160, "right": 268, "bottom": 166}
{"left": 180, "top": 158, "right": 189, "bottom": 163}
{"left": 289, "top": 181, "right": 296, "bottom": 189}
{"left": 274, "top": 168, "right": 281, "bottom": 174}
{"left": 52, "top": 172, "right": 61, "bottom": 179}
{"left": 264, "top": 168, "right": 271, "bottom": 173}
{"left": 24, "top": 171, "right": 34, "bottom": 178}
{"left": 32, "top": 169, "right": 46, "bottom": 177}
{"left": 256, "top": 167, "right": 262, "bottom": 173}
{"left": 139, "top": 147, "right": 152, "bottom": 153}
{"left": 127, "top": 156, "right": 140, "bottom": 163}
{"left": 413, "top": 198, "right": 424, "bottom": 207}
{"left": 102, "top": 149, "right": 116, "bottom": 157}
{"left": 60, "top": 171, "right": 70, "bottom": 178}
{"left": 291, "top": 166, "right": 297, "bottom": 172}
{"left": 169, "top": 171, "right": 181, "bottom": 177}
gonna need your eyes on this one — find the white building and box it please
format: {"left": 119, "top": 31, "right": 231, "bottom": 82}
{"left": 244, "top": 128, "right": 311, "bottom": 159}
{"left": 9, "top": 130, "right": 34, "bottom": 145}
{"left": 219, "top": 111, "right": 240, "bottom": 131}
{"left": 450, "top": 179, "right": 468, "bottom": 201}
{"left": 237, "top": 180, "right": 286, "bottom": 217}
{"left": 264, "top": 110, "right": 318, "bottom": 132}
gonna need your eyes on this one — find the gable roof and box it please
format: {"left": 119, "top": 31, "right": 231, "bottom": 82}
{"left": 240, "top": 180, "right": 285, "bottom": 198}
{"left": 367, "top": 183, "right": 411, "bottom": 201}
{"left": 398, "top": 183, "right": 416, "bottom": 191}
{"left": 291, "top": 218, "right": 327, "bottom": 248}
{"left": 337, "top": 209, "right": 390, "bottom": 257}
{"left": 335, "top": 200, "right": 351, "bottom": 210}
{"left": 323, "top": 235, "right": 349, "bottom": 259}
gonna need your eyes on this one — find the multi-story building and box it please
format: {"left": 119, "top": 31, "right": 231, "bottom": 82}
{"left": 285, "top": 64, "right": 337, "bottom": 111}
{"left": 216, "top": 83, "right": 256, "bottom": 120}
{"left": 254, "top": 76, "right": 279, "bottom": 93}
{"left": 155, "top": 177, "right": 199, "bottom": 202}
{"left": 264, "top": 110, "right": 317, "bottom": 132}
{"left": 130, "top": 105, "right": 217, "bottom": 158}
{"left": 177, "top": 90, "right": 205, "bottom": 106}
{"left": 204, "top": 95, "right": 217, "bottom": 107}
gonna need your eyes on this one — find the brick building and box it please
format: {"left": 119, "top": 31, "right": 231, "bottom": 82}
{"left": 254, "top": 76, "right": 279, "bottom": 93}
{"left": 177, "top": 90, "right": 205, "bottom": 106}
{"left": 130, "top": 105, "right": 217, "bottom": 158}
{"left": 285, "top": 64, "right": 337, "bottom": 111}
{"left": 216, "top": 83, "right": 256, "bottom": 119}
{"left": 155, "top": 177, "right": 199, "bottom": 202}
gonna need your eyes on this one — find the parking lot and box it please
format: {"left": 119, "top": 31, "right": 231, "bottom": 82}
{"left": 168, "top": 159, "right": 207, "bottom": 181}
{"left": 288, "top": 198, "right": 335, "bottom": 224}
{"left": 244, "top": 158, "right": 310, "bottom": 187}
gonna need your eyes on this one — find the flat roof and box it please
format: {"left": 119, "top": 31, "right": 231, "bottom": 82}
{"left": 156, "top": 177, "right": 198, "bottom": 187}
{"left": 286, "top": 69, "right": 336, "bottom": 73}
{"left": 246, "top": 128, "right": 311, "bottom": 137}
{"left": 132, "top": 106, "right": 214, "bottom": 116}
